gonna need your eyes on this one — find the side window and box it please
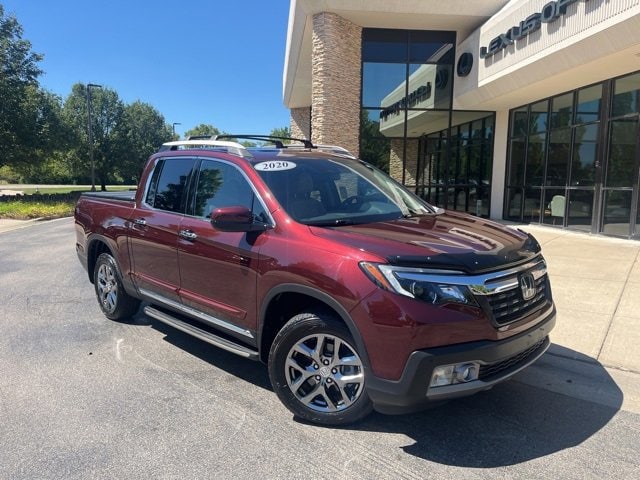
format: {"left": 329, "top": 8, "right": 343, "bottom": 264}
{"left": 194, "top": 160, "right": 268, "bottom": 222}
{"left": 145, "top": 159, "right": 163, "bottom": 206}
{"left": 148, "top": 158, "right": 196, "bottom": 213}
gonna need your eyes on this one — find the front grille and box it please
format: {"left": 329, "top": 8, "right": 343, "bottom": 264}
{"left": 478, "top": 338, "right": 546, "bottom": 380}
{"left": 486, "top": 274, "right": 549, "bottom": 326}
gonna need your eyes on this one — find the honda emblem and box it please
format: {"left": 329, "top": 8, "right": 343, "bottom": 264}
{"left": 520, "top": 273, "right": 537, "bottom": 301}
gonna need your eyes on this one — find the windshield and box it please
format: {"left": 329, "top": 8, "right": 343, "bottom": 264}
{"left": 253, "top": 156, "right": 435, "bottom": 226}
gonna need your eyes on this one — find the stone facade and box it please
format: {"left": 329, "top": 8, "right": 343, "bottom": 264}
{"left": 310, "top": 12, "right": 361, "bottom": 157}
{"left": 389, "top": 139, "right": 420, "bottom": 187}
{"left": 290, "top": 107, "right": 311, "bottom": 139}
{"left": 389, "top": 140, "right": 403, "bottom": 183}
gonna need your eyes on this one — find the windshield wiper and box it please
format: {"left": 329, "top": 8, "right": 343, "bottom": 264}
{"left": 402, "top": 208, "right": 427, "bottom": 218}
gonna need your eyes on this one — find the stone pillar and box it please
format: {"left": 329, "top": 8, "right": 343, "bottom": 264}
{"left": 311, "top": 12, "right": 361, "bottom": 157}
{"left": 389, "top": 139, "right": 420, "bottom": 187}
{"left": 404, "top": 139, "right": 419, "bottom": 188}
{"left": 290, "top": 107, "right": 311, "bottom": 140}
{"left": 389, "top": 140, "right": 404, "bottom": 183}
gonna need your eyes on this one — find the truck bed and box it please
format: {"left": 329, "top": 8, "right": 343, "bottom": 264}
{"left": 80, "top": 190, "right": 136, "bottom": 202}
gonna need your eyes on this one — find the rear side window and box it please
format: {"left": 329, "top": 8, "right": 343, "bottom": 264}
{"left": 145, "top": 158, "right": 196, "bottom": 213}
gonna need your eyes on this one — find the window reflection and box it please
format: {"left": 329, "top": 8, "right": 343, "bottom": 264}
{"left": 612, "top": 72, "right": 640, "bottom": 117}
{"left": 509, "top": 139, "right": 526, "bottom": 186}
{"left": 360, "top": 28, "right": 492, "bottom": 217}
{"left": 567, "top": 190, "right": 594, "bottom": 232}
{"left": 363, "top": 63, "right": 407, "bottom": 108}
{"left": 606, "top": 119, "right": 638, "bottom": 188}
{"left": 551, "top": 93, "right": 573, "bottom": 129}
{"left": 603, "top": 190, "right": 632, "bottom": 236}
{"left": 530, "top": 101, "right": 549, "bottom": 134}
{"left": 512, "top": 107, "right": 528, "bottom": 137}
{"left": 547, "top": 128, "right": 571, "bottom": 186}
{"left": 362, "top": 29, "right": 408, "bottom": 63}
{"left": 409, "top": 30, "right": 455, "bottom": 63}
{"left": 507, "top": 81, "right": 605, "bottom": 232}
{"left": 525, "top": 133, "right": 546, "bottom": 186}
{"left": 576, "top": 85, "right": 602, "bottom": 124}
{"left": 506, "top": 72, "right": 640, "bottom": 238}
{"left": 571, "top": 123, "right": 598, "bottom": 187}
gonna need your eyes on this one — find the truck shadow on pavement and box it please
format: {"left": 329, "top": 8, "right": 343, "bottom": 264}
{"left": 147, "top": 314, "right": 623, "bottom": 468}
{"left": 358, "top": 370, "right": 622, "bottom": 467}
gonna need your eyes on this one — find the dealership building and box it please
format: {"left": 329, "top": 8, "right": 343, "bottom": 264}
{"left": 283, "top": 0, "right": 640, "bottom": 239}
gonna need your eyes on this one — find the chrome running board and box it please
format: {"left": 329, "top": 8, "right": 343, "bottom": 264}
{"left": 144, "top": 306, "right": 259, "bottom": 360}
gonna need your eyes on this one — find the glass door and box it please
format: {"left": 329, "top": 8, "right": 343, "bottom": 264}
{"left": 601, "top": 73, "right": 640, "bottom": 238}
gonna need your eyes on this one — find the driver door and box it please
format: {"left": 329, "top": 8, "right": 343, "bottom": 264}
{"left": 177, "top": 159, "right": 269, "bottom": 341}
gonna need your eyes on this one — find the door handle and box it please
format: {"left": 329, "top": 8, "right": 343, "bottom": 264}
{"left": 133, "top": 218, "right": 147, "bottom": 227}
{"left": 179, "top": 229, "right": 198, "bottom": 241}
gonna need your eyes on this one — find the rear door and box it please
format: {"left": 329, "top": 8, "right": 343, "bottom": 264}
{"left": 129, "top": 157, "right": 196, "bottom": 303}
{"left": 177, "top": 158, "right": 270, "bottom": 340}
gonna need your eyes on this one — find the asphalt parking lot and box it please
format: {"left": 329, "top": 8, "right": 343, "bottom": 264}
{"left": 1, "top": 218, "right": 639, "bottom": 479}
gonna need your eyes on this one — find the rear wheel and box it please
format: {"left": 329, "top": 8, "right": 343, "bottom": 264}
{"left": 268, "top": 312, "right": 373, "bottom": 425}
{"left": 93, "top": 253, "right": 140, "bottom": 320}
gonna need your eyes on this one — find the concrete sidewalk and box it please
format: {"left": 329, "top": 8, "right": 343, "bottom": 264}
{"left": 1, "top": 217, "right": 639, "bottom": 374}
{"left": 517, "top": 224, "right": 640, "bottom": 374}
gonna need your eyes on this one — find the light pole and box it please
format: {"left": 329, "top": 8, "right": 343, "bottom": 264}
{"left": 172, "top": 122, "right": 181, "bottom": 138}
{"left": 86, "top": 83, "right": 102, "bottom": 191}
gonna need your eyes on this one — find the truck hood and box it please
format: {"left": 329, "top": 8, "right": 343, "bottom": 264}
{"left": 309, "top": 211, "right": 541, "bottom": 274}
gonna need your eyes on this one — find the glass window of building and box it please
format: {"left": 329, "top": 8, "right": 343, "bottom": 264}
{"left": 361, "top": 28, "right": 493, "bottom": 217}
{"left": 506, "top": 70, "right": 640, "bottom": 239}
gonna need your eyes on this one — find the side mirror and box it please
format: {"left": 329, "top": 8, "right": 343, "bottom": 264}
{"left": 211, "top": 206, "right": 268, "bottom": 233}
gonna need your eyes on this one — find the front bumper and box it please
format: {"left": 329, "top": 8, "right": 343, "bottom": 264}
{"left": 366, "top": 306, "right": 555, "bottom": 414}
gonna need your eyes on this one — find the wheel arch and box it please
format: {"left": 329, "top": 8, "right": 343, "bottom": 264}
{"left": 258, "top": 284, "right": 371, "bottom": 369}
{"left": 86, "top": 235, "right": 115, "bottom": 284}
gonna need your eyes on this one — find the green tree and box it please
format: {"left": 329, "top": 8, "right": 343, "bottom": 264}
{"left": 182, "top": 123, "right": 260, "bottom": 146}
{"left": 360, "top": 110, "right": 390, "bottom": 172}
{"left": 0, "top": 6, "right": 63, "bottom": 171}
{"left": 269, "top": 126, "right": 292, "bottom": 141}
{"left": 184, "top": 123, "right": 221, "bottom": 138}
{"left": 118, "top": 101, "right": 173, "bottom": 183}
{"left": 62, "top": 83, "right": 125, "bottom": 190}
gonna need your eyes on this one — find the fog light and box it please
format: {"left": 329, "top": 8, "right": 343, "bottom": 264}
{"left": 430, "top": 365, "right": 455, "bottom": 387}
{"left": 454, "top": 363, "right": 479, "bottom": 383}
{"left": 430, "top": 362, "right": 480, "bottom": 388}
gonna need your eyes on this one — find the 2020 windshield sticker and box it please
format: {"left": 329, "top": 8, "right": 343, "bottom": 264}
{"left": 254, "top": 161, "right": 297, "bottom": 172}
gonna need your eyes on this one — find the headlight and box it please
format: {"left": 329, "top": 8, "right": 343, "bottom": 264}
{"left": 359, "top": 262, "right": 478, "bottom": 307}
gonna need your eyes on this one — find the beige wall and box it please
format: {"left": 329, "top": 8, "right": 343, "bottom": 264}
{"left": 455, "top": 0, "right": 640, "bottom": 110}
{"left": 490, "top": 110, "right": 509, "bottom": 219}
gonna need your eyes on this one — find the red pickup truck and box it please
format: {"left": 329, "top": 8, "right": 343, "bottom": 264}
{"left": 75, "top": 136, "right": 555, "bottom": 425}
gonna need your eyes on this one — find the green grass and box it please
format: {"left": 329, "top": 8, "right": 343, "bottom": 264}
{"left": 0, "top": 201, "right": 75, "bottom": 220}
{"left": 0, "top": 185, "right": 136, "bottom": 220}
{"left": 1, "top": 185, "right": 136, "bottom": 194}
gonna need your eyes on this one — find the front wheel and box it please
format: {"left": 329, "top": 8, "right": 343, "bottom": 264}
{"left": 93, "top": 253, "right": 140, "bottom": 321}
{"left": 268, "top": 312, "right": 373, "bottom": 425}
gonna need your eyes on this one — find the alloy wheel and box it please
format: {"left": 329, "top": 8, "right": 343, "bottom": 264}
{"left": 284, "top": 333, "right": 365, "bottom": 413}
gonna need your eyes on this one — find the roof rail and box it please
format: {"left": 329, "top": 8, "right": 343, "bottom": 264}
{"left": 289, "top": 144, "right": 356, "bottom": 159}
{"left": 186, "top": 135, "right": 216, "bottom": 140}
{"left": 215, "top": 134, "right": 315, "bottom": 149}
{"left": 159, "top": 139, "right": 253, "bottom": 159}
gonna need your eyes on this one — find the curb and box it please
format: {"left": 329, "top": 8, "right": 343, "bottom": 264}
{"left": 0, "top": 216, "right": 68, "bottom": 234}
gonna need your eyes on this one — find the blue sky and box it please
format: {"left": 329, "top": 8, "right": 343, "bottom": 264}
{"left": 3, "top": 0, "right": 292, "bottom": 138}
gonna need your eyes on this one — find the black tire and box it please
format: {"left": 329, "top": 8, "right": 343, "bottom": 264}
{"left": 268, "top": 311, "right": 373, "bottom": 426}
{"left": 93, "top": 253, "right": 140, "bottom": 321}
